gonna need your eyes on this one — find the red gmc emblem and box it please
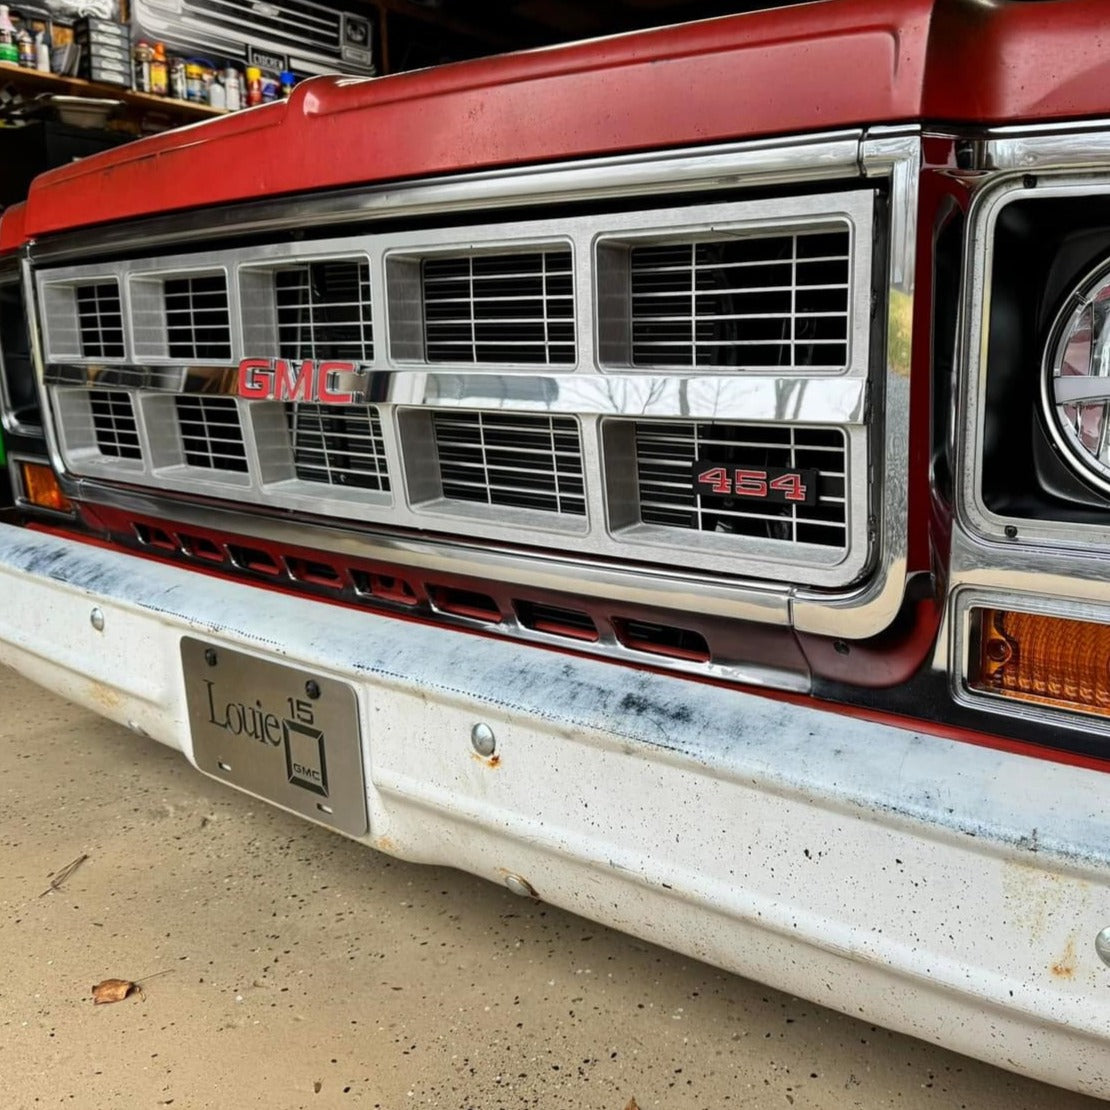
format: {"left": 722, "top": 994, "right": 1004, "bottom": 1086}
{"left": 237, "top": 358, "right": 363, "bottom": 404}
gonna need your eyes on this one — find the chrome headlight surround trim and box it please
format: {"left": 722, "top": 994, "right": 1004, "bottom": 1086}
{"left": 24, "top": 127, "right": 919, "bottom": 641}
{"left": 956, "top": 129, "right": 1110, "bottom": 551}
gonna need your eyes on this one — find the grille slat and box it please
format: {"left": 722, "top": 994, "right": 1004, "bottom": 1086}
{"left": 633, "top": 420, "right": 847, "bottom": 548}
{"left": 286, "top": 403, "right": 390, "bottom": 492}
{"left": 276, "top": 260, "right": 374, "bottom": 362}
{"left": 89, "top": 389, "right": 141, "bottom": 460}
{"left": 423, "top": 251, "right": 575, "bottom": 365}
{"left": 175, "top": 396, "right": 247, "bottom": 472}
{"left": 75, "top": 282, "right": 124, "bottom": 360}
{"left": 164, "top": 275, "right": 231, "bottom": 361}
{"left": 434, "top": 411, "right": 585, "bottom": 516}
{"left": 630, "top": 228, "right": 850, "bottom": 370}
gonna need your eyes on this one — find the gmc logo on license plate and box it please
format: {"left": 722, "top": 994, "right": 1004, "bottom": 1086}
{"left": 691, "top": 462, "right": 819, "bottom": 506}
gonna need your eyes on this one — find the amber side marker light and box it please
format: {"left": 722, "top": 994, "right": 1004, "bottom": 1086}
{"left": 972, "top": 607, "right": 1110, "bottom": 717}
{"left": 20, "top": 462, "right": 72, "bottom": 514}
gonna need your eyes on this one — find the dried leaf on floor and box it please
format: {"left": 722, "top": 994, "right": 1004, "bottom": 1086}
{"left": 91, "top": 978, "right": 137, "bottom": 1004}
{"left": 624, "top": 1100, "right": 640, "bottom": 1110}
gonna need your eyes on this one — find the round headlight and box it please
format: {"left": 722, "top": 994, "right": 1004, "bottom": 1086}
{"left": 1043, "top": 261, "right": 1110, "bottom": 495}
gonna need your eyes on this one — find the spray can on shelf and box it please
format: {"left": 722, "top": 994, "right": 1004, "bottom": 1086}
{"left": 34, "top": 31, "right": 49, "bottom": 73}
{"left": 16, "top": 27, "right": 32, "bottom": 68}
{"left": 170, "top": 56, "right": 187, "bottom": 100}
{"left": 245, "top": 65, "right": 262, "bottom": 107}
{"left": 0, "top": 6, "right": 19, "bottom": 65}
{"left": 133, "top": 40, "right": 152, "bottom": 92}
{"left": 150, "top": 41, "right": 168, "bottom": 96}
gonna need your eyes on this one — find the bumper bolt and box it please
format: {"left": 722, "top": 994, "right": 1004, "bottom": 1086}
{"left": 1097, "top": 927, "right": 1110, "bottom": 968}
{"left": 305, "top": 680, "right": 321, "bottom": 700}
{"left": 471, "top": 722, "right": 496, "bottom": 757}
{"left": 204, "top": 648, "right": 218, "bottom": 667}
{"left": 504, "top": 873, "right": 537, "bottom": 899}
{"left": 89, "top": 607, "right": 105, "bottom": 632}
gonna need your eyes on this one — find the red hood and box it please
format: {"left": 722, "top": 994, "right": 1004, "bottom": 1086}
{"left": 7, "top": 0, "right": 1110, "bottom": 244}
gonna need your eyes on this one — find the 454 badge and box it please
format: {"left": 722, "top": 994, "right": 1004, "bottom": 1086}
{"left": 181, "top": 638, "right": 367, "bottom": 836}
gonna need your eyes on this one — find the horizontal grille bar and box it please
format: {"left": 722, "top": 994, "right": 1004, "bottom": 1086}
{"left": 434, "top": 410, "right": 585, "bottom": 515}
{"left": 89, "top": 388, "right": 141, "bottom": 460}
{"left": 175, "top": 395, "right": 247, "bottom": 472}
{"left": 75, "top": 282, "right": 124, "bottom": 360}
{"left": 634, "top": 420, "right": 848, "bottom": 548}
{"left": 630, "top": 228, "right": 850, "bottom": 370}
{"left": 276, "top": 260, "right": 374, "bottom": 362}
{"left": 165, "top": 275, "right": 231, "bottom": 361}
{"left": 423, "top": 250, "right": 575, "bottom": 365}
{"left": 287, "top": 402, "right": 390, "bottom": 492}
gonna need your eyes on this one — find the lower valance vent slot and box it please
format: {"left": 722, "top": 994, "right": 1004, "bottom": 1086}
{"left": 175, "top": 396, "right": 248, "bottom": 472}
{"left": 286, "top": 403, "right": 390, "bottom": 491}
{"left": 433, "top": 411, "right": 585, "bottom": 516}
{"left": 633, "top": 420, "right": 847, "bottom": 548}
{"left": 89, "top": 389, "right": 141, "bottom": 460}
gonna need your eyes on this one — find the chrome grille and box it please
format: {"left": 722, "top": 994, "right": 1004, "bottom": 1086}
{"left": 433, "top": 411, "right": 585, "bottom": 515}
{"left": 89, "top": 389, "right": 141, "bottom": 460}
{"left": 629, "top": 229, "right": 850, "bottom": 369}
{"left": 175, "top": 396, "right": 247, "bottom": 472}
{"left": 165, "top": 275, "right": 231, "bottom": 361}
{"left": 634, "top": 421, "right": 848, "bottom": 547}
{"left": 276, "top": 261, "right": 373, "bottom": 361}
{"left": 75, "top": 282, "right": 124, "bottom": 359}
{"left": 287, "top": 402, "right": 389, "bottom": 491}
{"left": 422, "top": 250, "right": 574, "bottom": 365}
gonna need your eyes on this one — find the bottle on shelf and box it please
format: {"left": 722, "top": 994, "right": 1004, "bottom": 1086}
{"left": 0, "top": 6, "right": 18, "bottom": 65}
{"left": 280, "top": 70, "right": 295, "bottom": 98}
{"left": 150, "top": 41, "right": 168, "bottom": 96}
{"left": 133, "top": 40, "right": 153, "bottom": 93}
{"left": 34, "top": 31, "right": 49, "bottom": 73}
{"left": 16, "top": 26, "right": 32, "bottom": 69}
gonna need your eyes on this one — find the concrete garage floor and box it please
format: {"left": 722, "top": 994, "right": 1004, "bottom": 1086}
{"left": 0, "top": 665, "right": 1101, "bottom": 1110}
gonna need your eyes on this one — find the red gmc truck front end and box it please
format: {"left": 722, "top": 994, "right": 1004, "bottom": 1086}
{"left": 1, "top": 0, "right": 1108, "bottom": 1092}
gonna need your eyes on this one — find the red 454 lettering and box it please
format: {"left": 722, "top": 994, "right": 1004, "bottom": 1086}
{"left": 690, "top": 463, "right": 819, "bottom": 507}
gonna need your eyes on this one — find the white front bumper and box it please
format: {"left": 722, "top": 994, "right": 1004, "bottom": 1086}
{"left": 1, "top": 523, "right": 1108, "bottom": 1094}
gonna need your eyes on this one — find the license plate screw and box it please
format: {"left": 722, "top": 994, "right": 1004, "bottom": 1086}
{"left": 504, "top": 873, "right": 538, "bottom": 899}
{"left": 205, "top": 648, "right": 218, "bottom": 666}
{"left": 1097, "top": 927, "right": 1110, "bottom": 968}
{"left": 471, "top": 722, "right": 496, "bottom": 757}
{"left": 305, "top": 680, "right": 321, "bottom": 700}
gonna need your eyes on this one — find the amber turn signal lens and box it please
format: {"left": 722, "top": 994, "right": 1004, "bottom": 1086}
{"left": 972, "top": 607, "right": 1110, "bottom": 717}
{"left": 20, "top": 462, "right": 72, "bottom": 513}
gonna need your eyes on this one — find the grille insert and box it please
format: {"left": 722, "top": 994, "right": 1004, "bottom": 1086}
{"left": 75, "top": 283, "right": 124, "bottom": 360}
{"left": 433, "top": 411, "right": 585, "bottom": 515}
{"left": 276, "top": 260, "right": 373, "bottom": 361}
{"left": 89, "top": 389, "right": 141, "bottom": 460}
{"left": 634, "top": 421, "right": 847, "bottom": 547}
{"left": 423, "top": 250, "right": 574, "bottom": 365}
{"left": 629, "top": 228, "right": 850, "bottom": 369}
{"left": 286, "top": 402, "right": 390, "bottom": 491}
{"left": 175, "top": 396, "right": 247, "bottom": 472}
{"left": 165, "top": 275, "right": 231, "bottom": 361}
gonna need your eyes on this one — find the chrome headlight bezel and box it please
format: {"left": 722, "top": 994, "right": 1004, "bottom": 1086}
{"left": 1042, "top": 257, "right": 1110, "bottom": 497}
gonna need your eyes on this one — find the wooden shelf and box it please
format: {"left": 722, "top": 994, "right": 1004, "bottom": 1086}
{"left": 0, "top": 61, "right": 226, "bottom": 123}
